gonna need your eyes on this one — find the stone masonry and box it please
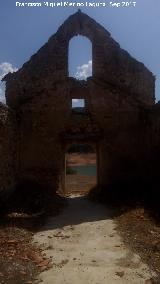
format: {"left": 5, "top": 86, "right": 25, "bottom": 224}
{"left": 0, "top": 11, "right": 159, "bottom": 196}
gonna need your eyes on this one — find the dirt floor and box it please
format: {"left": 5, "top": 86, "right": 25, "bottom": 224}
{"left": 116, "top": 207, "right": 160, "bottom": 283}
{"left": 65, "top": 174, "right": 96, "bottom": 195}
{"left": 1, "top": 160, "right": 160, "bottom": 284}
{"left": 0, "top": 222, "right": 53, "bottom": 284}
{"left": 1, "top": 196, "right": 160, "bottom": 283}
{"left": 33, "top": 195, "right": 157, "bottom": 284}
{"left": 0, "top": 195, "right": 66, "bottom": 284}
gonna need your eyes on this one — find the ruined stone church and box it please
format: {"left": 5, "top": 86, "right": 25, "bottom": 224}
{"left": 0, "top": 11, "right": 160, "bottom": 197}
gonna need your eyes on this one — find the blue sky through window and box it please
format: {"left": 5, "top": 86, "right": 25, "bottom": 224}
{"left": 69, "top": 36, "right": 92, "bottom": 79}
{"left": 72, "top": 99, "right": 85, "bottom": 108}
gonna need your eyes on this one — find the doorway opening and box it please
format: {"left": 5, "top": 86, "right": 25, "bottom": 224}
{"left": 65, "top": 144, "right": 97, "bottom": 196}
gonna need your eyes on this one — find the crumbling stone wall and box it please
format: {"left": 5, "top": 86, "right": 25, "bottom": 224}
{"left": 2, "top": 11, "right": 157, "bottom": 194}
{"left": 0, "top": 103, "right": 17, "bottom": 199}
{"left": 140, "top": 103, "right": 160, "bottom": 184}
{"left": 4, "top": 11, "right": 155, "bottom": 109}
{"left": 9, "top": 77, "right": 153, "bottom": 192}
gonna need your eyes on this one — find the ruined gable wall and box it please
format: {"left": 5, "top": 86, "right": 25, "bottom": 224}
{"left": 0, "top": 104, "right": 17, "bottom": 198}
{"left": 1, "top": 12, "right": 156, "bottom": 192}
{"left": 4, "top": 12, "right": 155, "bottom": 109}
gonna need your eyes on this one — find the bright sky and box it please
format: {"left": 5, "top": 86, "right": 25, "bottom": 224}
{"left": 0, "top": 0, "right": 160, "bottom": 103}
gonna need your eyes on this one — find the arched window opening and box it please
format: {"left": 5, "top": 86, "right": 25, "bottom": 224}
{"left": 68, "top": 35, "right": 92, "bottom": 80}
{"left": 65, "top": 144, "right": 97, "bottom": 196}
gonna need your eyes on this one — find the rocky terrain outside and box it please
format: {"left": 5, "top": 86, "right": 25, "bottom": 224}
{"left": 65, "top": 153, "right": 97, "bottom": 196}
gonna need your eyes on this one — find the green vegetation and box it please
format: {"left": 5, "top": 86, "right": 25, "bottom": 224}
{"left": 66, "top": 167, "right": 77, "bottom": 175}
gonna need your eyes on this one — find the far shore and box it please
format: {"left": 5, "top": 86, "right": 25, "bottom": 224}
{"left": 66, "top": 153, "right": 96, "bottom": 166}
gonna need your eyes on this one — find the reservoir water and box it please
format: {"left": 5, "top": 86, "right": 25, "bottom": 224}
{"left": 69, "top": 164, "right": 96, "bottom": 177}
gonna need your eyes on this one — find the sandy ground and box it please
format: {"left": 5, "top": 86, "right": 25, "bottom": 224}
{"left": 33, "top": 196, "right": 156, "bottom": 284}
{"left": 65, "top": 174, "right": 96, "bottom": 195}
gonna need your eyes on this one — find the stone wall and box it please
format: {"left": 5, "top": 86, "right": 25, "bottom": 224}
{"left": 13, "top": 77, "right": 150, "bottom": 192}
{"left": 4, "top": 11, "right": 155, "bottom": 108}
{"left": 140, "top": 103, "right": 160, "bottom": 184}
{"left": 0, "top": 103, "right": 17, "bottom": 199}
{"left": 1, "top": 11, "right": 157, "bottom": 195}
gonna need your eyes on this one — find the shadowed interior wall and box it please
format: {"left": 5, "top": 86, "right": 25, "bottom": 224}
{"left": 0, "top": 103, "right": 17, "bottom": 198}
